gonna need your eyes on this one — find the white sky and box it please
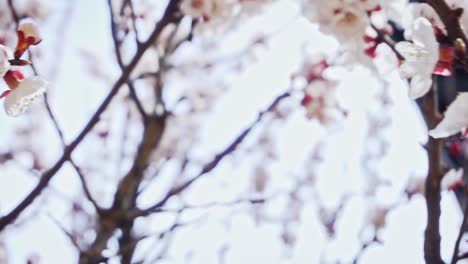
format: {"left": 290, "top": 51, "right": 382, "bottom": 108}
{"left": 0, "top": 0, "right": 464, "bottom": 263}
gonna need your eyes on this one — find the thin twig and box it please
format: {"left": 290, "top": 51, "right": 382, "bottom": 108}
{"left": 425, "top": 0, "right": 468, "bottom": 48}
{"left": 71, "top": 162, "right": 103, "bottom": 212}
{"left": 451, "top": 201, "right": 468, "bottom": 263}
{"left": 371, "top": 24, "right": 404, "bottom": 61}
{"left": 136, "top": 91, "right": 291, "bottom": 217}
{"left": 48, "top": 214, "right": 81, "bottom": 250}
{"left": 7, "top": 0, "right": 102, "bottom": 213}
{"left": 352, "top": 235, "right": 382, "bottom": 264}
{"left": 108, "top": 0, "right": 148, "bottom": 119}
{"left": 148, "top": 197, "right": 266, "bottom": 214}
{"left": 128, "top": 0, "right": 141, "bottom": 45}
{"left": 6, "top": 0, "right": 19, "bottom": 23}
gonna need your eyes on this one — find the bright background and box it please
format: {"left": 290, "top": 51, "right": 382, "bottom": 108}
{"left": 0, "top": 0, "right": 464, "bottom": 263}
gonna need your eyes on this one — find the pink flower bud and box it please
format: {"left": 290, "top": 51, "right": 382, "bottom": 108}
{"left": 3, "top": 70, "right": 25, "bottom": 90}
{"left": 15, "top": 19, "right": 42, "bottom": 59}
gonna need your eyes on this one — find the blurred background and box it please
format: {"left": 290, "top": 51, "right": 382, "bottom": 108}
{"left": 0, "top": 0, "right": 463, "bottom": 263}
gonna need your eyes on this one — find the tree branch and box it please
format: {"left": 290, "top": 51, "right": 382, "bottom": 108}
{"left": 425, "top": 0, "right": 468, "bottom": 49}
{"left": 451, "top": 197, "right": 468, "bottom": 263}
{"left": 422, "top": 79, "right": 444, "bottom": 264}
{"left": 8, "top": 0, "right": 103, "bottom": 213}
{"left": 371, "top": 24, "right": 404, "bottom": 60}
{"left": 6, "top": 0, "right": 19, "bottom": 23}
{"left": 108, "top": 0, "right": 148, "bottom": 119}
{"left": 0, "top": 0, "right": 182, "bottom": 231}
{"left": 136, "top": 91, "right": 291, "bottom": 217}
{"left": 78, "top": 1, "right": 183, "bottom": 262}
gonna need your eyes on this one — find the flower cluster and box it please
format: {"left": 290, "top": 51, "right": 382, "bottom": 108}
{"left": 376, "top": 3, "right": 468, "bottom": 139}
{"left": 0, "top": 19, "right": 47, "bottom": 117}
{"left": 301, "top": 0, "right": 381, "bottom": 43}
{"left": 297, "top": 57, "right": 343, "bottom": 125}
{"left": 395, "top": 17, "right": 439, "bottom": 99}
{"left": 180, "top": 0, "right": 270, "bottom": 33}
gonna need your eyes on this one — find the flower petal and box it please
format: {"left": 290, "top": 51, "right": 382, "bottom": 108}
{"left": 409, "top": 74, "right": 432, "bottom": 99}
{"left": 411, "top": 17, "right": 438, "bottom": 53}
{"left": 4, "top": 76, "right": 47, "bottom": 117}
{"left": 0, "top": 90, "right": 10, "bottom": 99}
{"left": 429, "top": 92, "right": 468, "bottom": 138}
{"left": 441, "top": 168, "right": 464, "bottom": 191}
{"left": 395, "top": 41, "right": 423, "bottom": 62}
{"left": 18, "top": 19, "right": 42, "bottom": 44}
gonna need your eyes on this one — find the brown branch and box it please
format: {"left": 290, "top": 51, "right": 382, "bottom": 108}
{"left": 7, "top": 0, "right": 19, "bottom": 23}
{"left": 406, "top": 2, "right": 468, "bottom": 263}
{"left": 148, "top": 197, "right": 266, "bottom": 214}
{"left": 134, "top": 71, "right": 159, "bottom": 80}
{"left": 108, "top": 0, "right": 148, "bottom": 119}
{"left": 0, "top": 0, "right": 182, "bottom": 231}
{"left": 425, "top": 0, "right": 468, "bottom": 49}
{"left": 72, "top": 162, "right": 103, "bottom": 212}
{"left": 43, "top": 96, "right": 102, "bottom": 212}
{"left": 100, "top": 0, "right": 178, "bottom": 261}
{"left": 422, "top": 79, "right": 444, "bottom": 264}
{"left": 127, "top": 0, "right": 141, "bottom": 45}
{"left": 131, "top": 214, "right": 203, "bottom": 264}
{"left": 457, "top": 251, "right": 468, "bottom": 261}
{"left": 79, "top": 115, "right": 167, "bottom": 263}
{"left": 78, "top": 1, "right": 183, "bottom": 262}
{"left": 44, "top": 95, "right": 102, "bottom": 212}
{"left": 49, "top": 214, "right": 82, "bottom": 250}
{"left": 451, "top": 201, "right": 468, "bottom": 263}
{"left": 8, "top": 0, "right": 102, "bottom": 213}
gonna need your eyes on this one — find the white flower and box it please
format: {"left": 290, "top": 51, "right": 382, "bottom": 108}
{"left": 4, "top": 76, "right": 47, "bottom": 117}
{"left": 0, "top": 45, "right": 12, "bottom": 78}
{"left": 18, "top": 18, "right": 42, "bottom": 44}
{"left": 441, "top": 168, "right": 464, "bottom": 191}
{"left": 395, "top": 17, "right": 438, "bottom": 99}
{"left": 429, "top": 93, "right": 468, "bottom": 138}
{"left": 401, "top": 3, "right": 444, "bottom": 33}
{"left": 15, "top": 18, "right": 42, "bottom": 58}
{"left": 302, "top": 0, "right": 378, "bottom": 42}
